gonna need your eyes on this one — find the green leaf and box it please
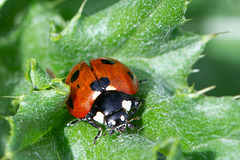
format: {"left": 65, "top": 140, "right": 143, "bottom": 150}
{"left": 1, "top": 0, "right": 239, "bottom": 159}
{"left": 19, "top": 0, "right": 189, "bottom": 76}
{"left": 0, "top": 34, "right": 23, "bottom": 116}
{"left": 158, "top": 138, "right": 186, "bottom": 160}
{"left": 2, "top": 60, "right": 70, "bottom": 159}
{"left": 26, "top": 59, "right": 52, "bottom": 90}
{"left": 64, "top": 126, "right": 185, "bottom": 160}
{"left": 142, "top": 87, "right": 240, "bottom": 159}
{"left": 18, "top": 2, "right": 65, "bottom": 71}
{"left": 0, "top": 117, "right": 10, "bottom": 158}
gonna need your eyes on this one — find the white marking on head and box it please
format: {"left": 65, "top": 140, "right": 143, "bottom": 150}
{"left": 93, "top": 112, "right": 104, "bottom": 124}
{"left": 106, "top": 85, "right": 116, "bottom": 91}
{"left": 122, "top": 100, "right": 132, "bottom": 111}
{"left": 120, "top": 115, "right": 125, "bottom": 121}
{"left": 108, "top": 119, "right": 116, "bottom": 126}
{"left": 92, "top": 91, "right": 101, "bottom": 100}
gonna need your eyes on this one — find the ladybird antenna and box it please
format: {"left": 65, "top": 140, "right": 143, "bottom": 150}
{"left": 138, "top": 99, "right": 146, "bottom": 102}
{"left": 103, "top": 129, "right": 115, "bottom": 136}
{"left": 127, "top": 117, "right": 140, "bottom": 123}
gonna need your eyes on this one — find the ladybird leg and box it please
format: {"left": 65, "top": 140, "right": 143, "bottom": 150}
{"left": 66, "top": 119, "right": 81, "bottom": 127}
{"left": 128, "top": 108, "right": 138, "bottom": 117}
{"left": 66, "top": 117, "right": 87, "bottom": 127}
{"left": 103, "top": 129, "right": 115, "bottom": 136}
{"left": 85, "top": 113, "right": 103, "bottom": 144}
{"left": 94, "top": 129, "right": 103, "bottom": 144}
{"left": 138, "top": 79, "right": 147, "bottom": 83}
{"left": 128, "top": 107, "right": 139, "bottom": 117}
{"left": 109, "top": 129, "right": 115, "bottom": 135}
{"left": 127, "top": 117, "right": 140, "bottom": 130}
{"left": 128, "top": 98, "right": 142, "bottom": 117}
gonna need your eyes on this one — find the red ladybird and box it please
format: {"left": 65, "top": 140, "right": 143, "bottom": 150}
{"left": 65, "top": 57, "right": 143, "bottom": 143}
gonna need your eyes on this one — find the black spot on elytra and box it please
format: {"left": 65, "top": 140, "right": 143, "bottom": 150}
{"left": 90, "top": 77, "right": 110, "bottom": 91}
{"left": 99, "top": 77, "right": 110, "bottom": 89}
{"left": 77, "top": 84, "right": 80, "bottom": 89}
{"left": 71, "top": 70, "right": 80, "bottom": 83}
{"left": 127, "top": 71, "right": 134, "bottom": 80}
{"left": 68, "top": 98, "right": 74, "bottom": 109}
{"left": 90, "top": 80, "right": 102, "bottom": 91}
{"left": 101, "top": 59, "right": 116, "bottom": 65}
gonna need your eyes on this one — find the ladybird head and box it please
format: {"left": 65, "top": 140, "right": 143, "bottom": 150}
{"left": 105, "top": 110, "right": 140, "bottom": 136}
{"left": 106, "top": 109, "right": 129, "bottom": 132}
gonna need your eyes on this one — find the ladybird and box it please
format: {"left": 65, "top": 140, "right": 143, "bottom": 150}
{"left": 65, "top": 57, "right": 143, "bottom": 143}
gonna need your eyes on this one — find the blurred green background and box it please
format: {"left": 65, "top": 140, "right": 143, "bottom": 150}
{"left": 184, "top": 0, "right": 240, "bottom": 96}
